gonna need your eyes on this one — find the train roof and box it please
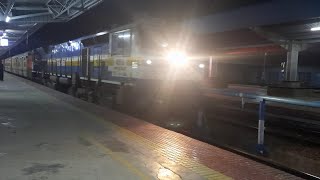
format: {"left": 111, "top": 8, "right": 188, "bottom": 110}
{"left": 4, "top": 19, "right": 168, "bottom": 58}
{"left": 56, "top": 18, "right": 163, "bottom": 46}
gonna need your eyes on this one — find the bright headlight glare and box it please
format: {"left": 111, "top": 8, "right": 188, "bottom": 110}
{"left": 146, "top": 59, "right": 152, "bottom": 65}
{"left": 161, "top": 42, "right": 168, "bottom": 48}
{"left": 166, "top": 50, "right": 188, "bottom": 66}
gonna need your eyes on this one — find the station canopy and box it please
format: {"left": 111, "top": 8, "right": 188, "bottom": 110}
{"left": 0, "top": 0, "right": 103, "bottom": 56}
{"left": 185, "top": 0, "right": 320, "bottom": 55}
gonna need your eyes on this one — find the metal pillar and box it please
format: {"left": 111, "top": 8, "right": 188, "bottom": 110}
{"left": 197, "top": 109, "right": 204, "bottom": 128}
{"left": 285, "top": 43, "right": 300, "bottom": 81}
{"left": 241, "top": 97, "right": 245, "bottom": 109}
{"left": 209, "top": 56, "right": 213, "bottom": 78}
{"left": 261, "top": 52, "right": 267, "bottom": 84}
{"left": 257, "top": 99, "right": 266, "bottom": 154}
{"left": 208, "top": 56, "right": 218, "bottom": 78}
{"left": 239, "top": 93, "right": 245, "bottom": 109}
{"left": 116, "top": 86, "right": 124, "bottom": 105}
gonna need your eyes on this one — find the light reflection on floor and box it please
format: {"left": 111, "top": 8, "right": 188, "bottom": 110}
{"left": 158, "top": 167, "right": 181, "bottom": 180}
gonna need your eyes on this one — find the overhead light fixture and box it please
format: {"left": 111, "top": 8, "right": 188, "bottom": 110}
{"left": 1, "top": 38, "right": 8, "bottom": 46}
{"left": 118, "top": 34, "right": 130, "bottom": 38}
{"left": 311, "top": 27, "right": 320, "bottom": 31}
{"left": 5, "top": 16, "right": 10, "bottom": 23}
{"left": 68, "top": 41, "right": 80, "bottom": 51}
{"left": 96, "top": 31, "right": 107, "bottom": 36}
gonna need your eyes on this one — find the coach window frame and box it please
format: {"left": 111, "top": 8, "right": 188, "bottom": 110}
{"left": 78, "top": 47, "right": 80, "bottom": 75}
{"left": 64, "top": 48, "right": 67, "bottom": 78}
{"left": 51, "top": 53, "right": 53, "bottom": 75}
{"left": 59, "top": 51, "right": 62, "bottom": 76}
{"left": 70, "top": 46, "right": 73, "bottom": 78}
{"left": 55, "top": 53, "right": 58, "bottom": 76}
{"left": 98, "top": 46, "right": 102, "bottom": 82}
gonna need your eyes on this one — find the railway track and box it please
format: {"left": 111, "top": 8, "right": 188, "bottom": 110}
{"left": 203, "top": 97, "right": 320, "bottom": 141}
{"left": 205, "top": 104, "right": 320, "bottom": 145}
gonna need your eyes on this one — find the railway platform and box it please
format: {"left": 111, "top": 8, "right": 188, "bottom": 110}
{"left": 0, "top": 73, "right": 302, "bottom": 180}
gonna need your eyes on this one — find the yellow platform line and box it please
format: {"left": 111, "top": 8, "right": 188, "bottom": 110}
{"left": 84, "top": 135, "right": 150, "bottom": 180}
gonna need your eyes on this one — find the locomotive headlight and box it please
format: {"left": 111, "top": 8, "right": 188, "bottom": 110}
{"left": 166, "top": 50, "right": 188, "bottom": 66}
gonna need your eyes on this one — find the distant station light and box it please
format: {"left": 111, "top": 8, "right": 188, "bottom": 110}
{"left": 68, "top": 41, "right": 80, "bottom": 51}
{"left": 311, "top": 26, "right": 320, "bottom": 31}
{"left": 5, "top": 16, "right": 10, "bottom": 23}
{"left": 0, "top": 38, "right": 8, "bottom": 46}
{"left": 198, "top": 64, "right": 205, "bottom": 68}
{"left": 146, "top": 59, "right": 152, "bottom": 65}
{"left": 118, "top": 34, "right": 130, "bottom": 38}
{"left": 161, "top": 42, "right": 168, "bottom": 48}
{"left": 96, "top": 31, "right": 107, "bottom": 36}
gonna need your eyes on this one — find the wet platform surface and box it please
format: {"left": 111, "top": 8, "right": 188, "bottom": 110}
{"left": 0, "top": 73, "right": 301, "bottom": 180}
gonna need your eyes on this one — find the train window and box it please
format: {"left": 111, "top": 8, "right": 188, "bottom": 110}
{"left": 82, "top": 34, "right": 109, "bottom": 47}
{"left": 111, "top": 29, "right": 131, "bottom": 56}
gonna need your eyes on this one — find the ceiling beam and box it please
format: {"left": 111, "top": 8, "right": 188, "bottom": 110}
{"left": 302, "top": 38, "right": 320, "bottom": 44}
{"left": 250, "top": 27, "right": 289, "bottom": 44}
{"left": 0, "top": 0, "right": 103, "bottom": 57}
{"left": 9, "top": 12, "right": 64, "bottom": 23}
{"left": 0, "top": 46, "right": 11, "bottom": 50}
{"left": 11, "top": 16, "right": 63, "bottom": 23}
{"left": 4, "top": 0, "right": 15, "bottom": 17}
{"left": 47, "top": 0, "right": 102, "bottom": 20}
{"left": 4, "top": 36, "right": 20, "bottom": 40}
{"left": 0, "top": 22, "right": 30, "bottom": 30}
{"left": 12, "top": 6, "right": 48, "bottom": 11}
{"left": 5, "top": 29, "right": 26, "bottom": 34}
{"left": 10, "top": 12, "right": 51, "bottom": 20}
{"left": 288, "top": 34, "right": 320, "bottom": 40}
{"left": 215, "top": 43, "right": 279, "bottom": 51}
{"left": 47, "top": 0, "right": 83, "bottom": 19}
{"left": 3, "top": 23, "right": 43, "bottom": 56}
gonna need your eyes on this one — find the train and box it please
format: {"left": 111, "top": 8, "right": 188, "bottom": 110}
{"left": 3, "top": 20, "right": 208, "bottom": 124}
{"left": 3, "top": 19, "right": 320, "bottom": 125}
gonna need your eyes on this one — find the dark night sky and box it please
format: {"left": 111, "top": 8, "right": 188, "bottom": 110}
{"left": 4, "top": 0, "right": 270, "bottom": 57}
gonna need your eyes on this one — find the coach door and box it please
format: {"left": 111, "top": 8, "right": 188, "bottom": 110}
{"left": 81, "top": 48, "right": 90, "bottom": 79}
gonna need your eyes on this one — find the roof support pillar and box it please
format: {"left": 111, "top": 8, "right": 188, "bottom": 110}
{"left": 285, "top": 43, "right": 300, "bottom": 81}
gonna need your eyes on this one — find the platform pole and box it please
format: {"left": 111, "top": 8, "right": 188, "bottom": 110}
{"left": 240, "top": 93, "right": 245, "bottom": 109}
{"left": 257, "top": 99, "right": 266, "bottom": 154}
{"left": 241, "top": 97, "right": 245, "bottom": 109}
{"left": 285, "top": 43, "right": 299, "bottom": 81}
{"left": 197, "top": 109, "right": 204, "bottom": 128}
